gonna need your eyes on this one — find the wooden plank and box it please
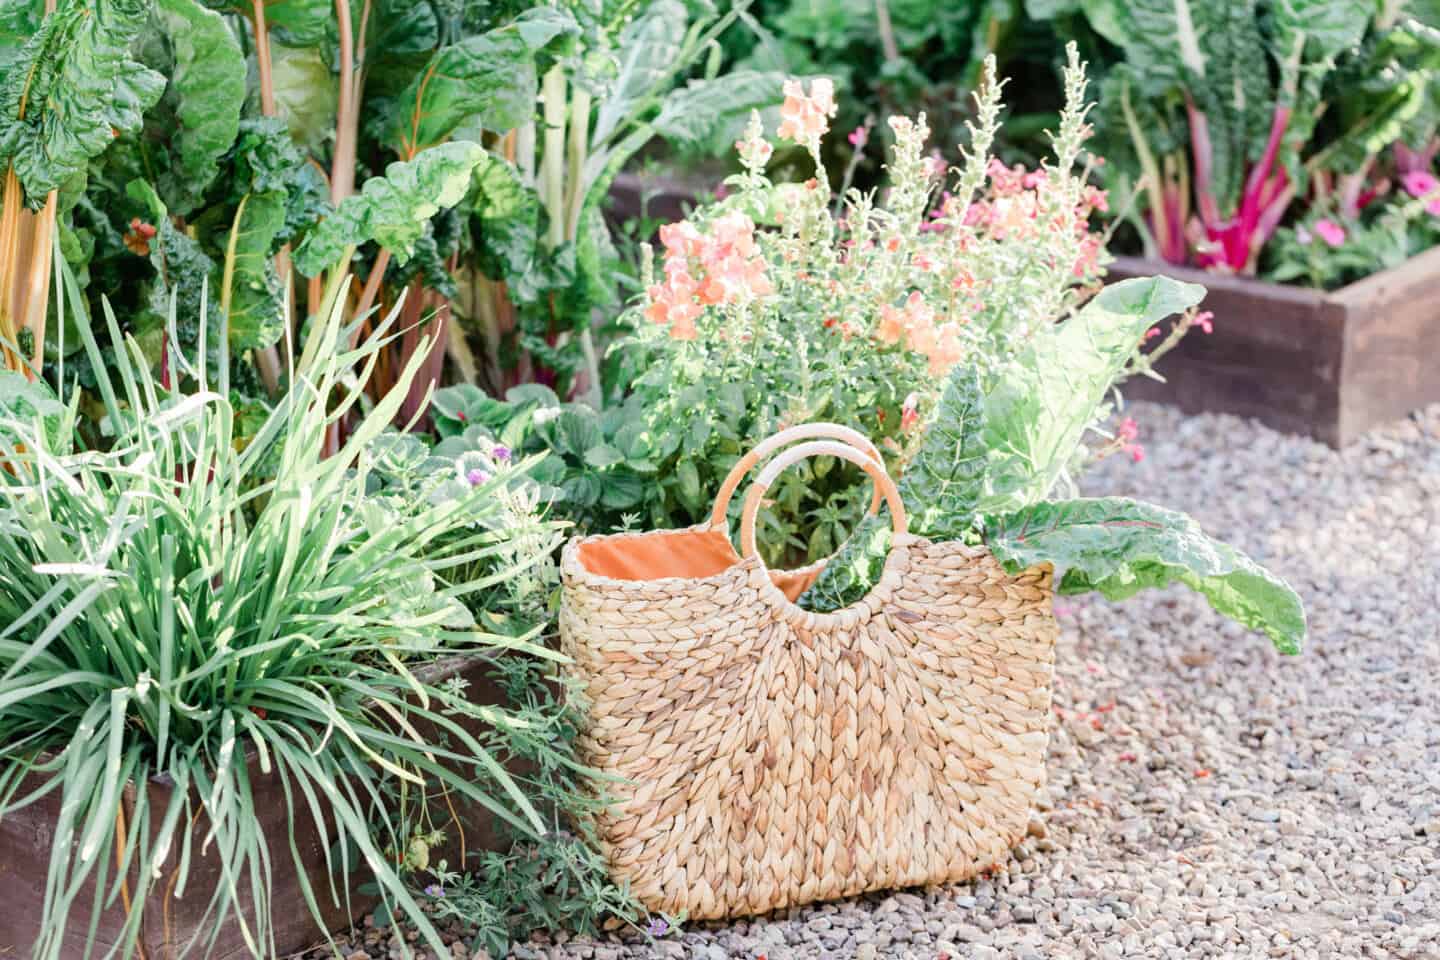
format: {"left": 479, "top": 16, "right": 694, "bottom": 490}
{"left": 1332, "top": 245, "right": 1440, "bottom": 446}
{"left": 0, "top": 657, "right": 521, "bottom": 959}
{"left": 1109, "top": 256, "right": 1346, "bottom": 446}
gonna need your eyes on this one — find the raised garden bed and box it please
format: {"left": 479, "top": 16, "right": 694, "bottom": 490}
{"left": 1109, "top": 249, "right": 1440, "bottom": 448}
{"left": 0, "top": 656, "right": 522, "bottom": 960}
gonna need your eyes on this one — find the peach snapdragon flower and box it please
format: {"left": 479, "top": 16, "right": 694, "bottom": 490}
{"left": 876, "top": 292, "right": 965, "bottom": 374}
{"left": 644, "top": 213, "right": 773, "bottom": 339}
{"left": 777, "top": 78, "right": 837, "bottom": 151}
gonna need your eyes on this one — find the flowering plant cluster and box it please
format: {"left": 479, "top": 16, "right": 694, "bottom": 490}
{"left": 1265, "top": 149, "right": 1440, "bottom": 289}
{"left": 617, "top": 49, "right": 1141, "bottom": 565}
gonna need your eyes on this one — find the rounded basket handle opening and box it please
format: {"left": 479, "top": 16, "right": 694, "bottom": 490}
{"left": 709, "top": 423, "right": 885, "bottom": 530}
{"left": 740, "top": 440, "right": 907, "bottom": 561}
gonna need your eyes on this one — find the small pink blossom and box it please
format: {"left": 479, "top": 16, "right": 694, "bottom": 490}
{"left": 847, "top": 125, "right": 868, "bottom": 148}
{"left": 1129, "top": 444, "right": 1146, "bottom": 463}
{"left": 1192, "top": 310, "right": 1214, "bottom": 334}
{"left": 1117, "top": 417, "right": 1139, "bottom": 443}
{"left": 1402, "top": 169, "right": 1439, "bottom": 198}
{"left": 1401, "top": 169, "right": 1440, "bottom": 215}
{"left": 1314, "top": 218, "right": 1346, "bottom": 247}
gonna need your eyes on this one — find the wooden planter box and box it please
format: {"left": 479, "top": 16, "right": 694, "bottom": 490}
{"left": 0, "top": 656, "right": 527, "bottom": 960}
{"left": 1109, "top": 249, "right": 1440, "bottom": 447}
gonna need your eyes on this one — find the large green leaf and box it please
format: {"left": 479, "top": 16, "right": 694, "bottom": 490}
{"left": 388, "top": 9, "right": 578, "bottom": 154}
{"left": 207, "top": 0, "right": 332, "bottom": 46}
{"left": 899, "top": 364, "right": 987, "bottom": 540}
{"left": 0, "top": 0, "right": 165, "bottom": 204}
{"left": 986, "top": 497, "right": 1307, "bottom": 654}
{"left": 219, "top": 116, "right": 332, "bottom": 245}
{"left": 981, "top": 276, "right": 1205, "bottom": 513}
{"left": 217, "top": 192, "right": 286, "bottom": 351}
{"left": 590, "top": 0, "right": 688, "bottom": 145}
{"left": 0, "top": 0, "right": 44, "bottom": 74}
{"left": 293, "top": 141, "right": 485, "bottom": 276}
{"left": 1115, "top": 0, "right": 1271, "bottom": 211}
{"left": 268, "top": 41, "right": 337, "bottom": 154}
{"left": 154, "top": 0, "right": 247, "bottom": 215}
{"left": 652, "top": 70, "right": 788, "bottom": 152}
{"left": 797, "top": 514, "right": 892, "bottom": 613}
{"left": 471, "top": 154, "right": 544, "bottom": 296}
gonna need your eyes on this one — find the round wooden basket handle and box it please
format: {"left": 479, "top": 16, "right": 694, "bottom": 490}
{"left": 740, "top": 440, "right": 907, "bottom": 560}
{"left": 709, "top": 423, "right": 885, "bottom": 528}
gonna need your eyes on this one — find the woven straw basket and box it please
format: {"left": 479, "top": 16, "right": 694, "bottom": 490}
{"left": 559, "top": 423, "right": 1058, "bottom": 920}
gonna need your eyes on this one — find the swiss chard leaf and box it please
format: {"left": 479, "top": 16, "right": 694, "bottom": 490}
{"left": 981, "top": 276, "right": 1205, "bottom": 513}
{"left": 389, "top": 9, "right": 578, "bottom": 155}
{"left": 0, "top": 0, "right": 165, "bottom": 204}
{"left": 217, "top": 192, "right": 287, "bottom": 351}
{"left": 899, "top": 364, "right": 987, "bottom": 539}
{"left": 796, "top": 514, "right": 891, "bottom": 613}
{"left": 293, "top": 141, "right": 486, "bottom": 276}
{"left": 590, "top": 0, "right": 688, "bottom": 145}
{"left": 470, "top": 154, "right": 544, "bottom": 296}
{"left": 986, "top": 497, "right": 1306, "bottom": 654}
{"left": 652, "top": 70, "right": 789, "bottom": 153}
{"left": 217, "top": 117, "right": 332, "bottom": 246}
{"left": 154, "top": 0, "right": 247, "bottom": 215}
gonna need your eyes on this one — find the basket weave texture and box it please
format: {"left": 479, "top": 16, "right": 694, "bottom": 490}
{"left": 558, "top": 429, "right": 1057, "bottom": 921}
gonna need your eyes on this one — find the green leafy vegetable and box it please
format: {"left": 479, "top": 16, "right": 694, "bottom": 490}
{"left": 127, "top": 178, "right": 222, "bottom": 346}
{"left": 389, "top": 9, "right": 579, "bottom": 155}
{"left": 900, "top": 364, "right": 987, "bottom": 539}
{"left": 153, "top": 0, "right": 247, "bottom": 214}
{"left": 982, "top": 276, "right": 1205, "bottom": 512}
{"left": 293, "top": 141, "right": 486, "bottom": 275}
{"left": 470, "top": 154, "right": 543, "bottom": 295}
{"left": 986, "top": 497, "right": 1307, "bottom": 653}
{"left": 653, "top": 70, "right": 790, "bottom": 152}
{"left": 218, "top": 192, "right": 287, "bottom": 351}
{"left": 0, "top": 0, "right": 165, "bottom": 204}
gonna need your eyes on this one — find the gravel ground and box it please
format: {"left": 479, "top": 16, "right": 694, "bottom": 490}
{"left": 323, "top": 402, "right": 1440, "bottom": 960}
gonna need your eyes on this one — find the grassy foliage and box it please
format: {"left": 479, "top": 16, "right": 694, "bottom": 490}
{"left": 0, "top": 278, "right": 566, "bottom": 958}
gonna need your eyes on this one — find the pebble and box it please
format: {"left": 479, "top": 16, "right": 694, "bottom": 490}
{"left": 300, "top": 402, "right": 1440, "bottom": 959}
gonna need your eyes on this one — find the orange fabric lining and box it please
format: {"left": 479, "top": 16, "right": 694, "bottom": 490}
{"left": 576, "top": 528, "right": 823, "bottom": 602}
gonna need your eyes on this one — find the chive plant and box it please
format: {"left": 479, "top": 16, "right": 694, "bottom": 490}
{"left": 0, "top": 273, "right": 563, "bottom": 958}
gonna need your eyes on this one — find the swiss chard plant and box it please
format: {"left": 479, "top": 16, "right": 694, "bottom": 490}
{"left": 803, "top": 275, "right": 1306, "bottom": 655}
{"left": 1036, "top": 0, "right": 1440, "bottom": 276}
{"left": 0, "top": 0, "right": 781, "bottom": 444}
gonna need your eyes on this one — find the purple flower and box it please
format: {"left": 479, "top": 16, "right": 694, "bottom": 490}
{"left": 466, "top": 468, "right": 490, "bottom": 486}
{"left": 491, "top": 444, "right": 512, "bottom": 463}
{"left": 423, "top": 884, "right": 445, "bottom": 898}
{"left": 646, "top": 917, "right": 669, "bottom": 938}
